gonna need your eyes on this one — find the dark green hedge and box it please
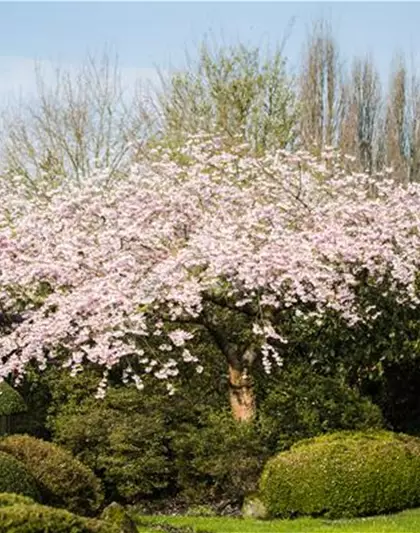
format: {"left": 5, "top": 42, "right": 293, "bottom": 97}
{"left": 0, "top": 435, "right": 103, "bottom": 515}
{"left": 0, "top": 452, "right": 39, "bottom": 501}
{"left": 260, "top": 430, "right": 420, "bottom": 518}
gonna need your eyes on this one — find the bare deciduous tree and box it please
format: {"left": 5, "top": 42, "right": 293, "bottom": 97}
{"left": 340, "top": 56, "right": 383, "bottom": 174}
{"left": 299, "top": 20, "right": 345, "bottom": 152}
{"left": 385, "top": 55, "right": 409, "bottom": 181}
{"left": 0, "top": 50, "right": 142, "bottom": 193}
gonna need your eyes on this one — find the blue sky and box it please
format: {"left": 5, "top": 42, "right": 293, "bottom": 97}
{"left": 0, "top": 2, "right": 420, "bottom": 103}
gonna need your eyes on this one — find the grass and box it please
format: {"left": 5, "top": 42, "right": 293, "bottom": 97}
{"left": 136, "top": 508, "right": 420, "bottom": 533}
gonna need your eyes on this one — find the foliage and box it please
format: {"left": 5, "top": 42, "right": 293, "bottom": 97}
{"left": 46, "top": 355, "right": 226, "bottom": 503}
{"left": 47, "top": 367, "right": 263, "bottom": 505}
{"left": 257, "top": 365, "right": 384, "bottom": 453}
{"left": 0, "top": 451, "right": 39, "bottom": 501}
{"left": 0, "top": 503, "right": 117, "bottom": 533}
{"left": 0, "top": 435, "right": 103, "bottom": 515}
{"left": 0, "top": 493, "right": 35, "bottom": 507}
{"left": 169, "top": 371, "right": 383, "bottom": 504}
{"left": 364, "top": 359, "right": 420, "bottom": 435}
{"left": 0, "top": 382, "right": 27, "bottom": 435}
{"left": 100, "top": 502, "right": 138, "bottom": 533}
{"left": 153, "top": 42, "right": 297, "bottom": 152}
{"left": 1, "top": 134, "right": 420, "bottom": 408}
{"left": 171, "top": 409, "right": 265, "bottom": 503}
{"left": 43, "top": 360, "right": 383, "bottom": 507}
{"left": 0, "top": 383, "right": 26, "bottom": 417}
{"left": 260, "top": 430, "right": 420, "bottom": 519}
{"left": 51, "top": 388, "right": 172, "bottom": 503}
{"left": 13, "top": 366, "right": 52, "bottom": 439}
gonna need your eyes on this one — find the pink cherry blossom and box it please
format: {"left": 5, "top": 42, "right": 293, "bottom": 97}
{"left": 0, "top": 134, "right": 419, "bottom": 393}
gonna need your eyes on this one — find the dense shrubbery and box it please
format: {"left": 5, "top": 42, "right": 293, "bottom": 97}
{"left": 0, "top": 452, "right": 39, "bottom": 501}
{"left": 171, "top": 410, "right": 265, "bottom": 503}
{"left": 45, "top": 360, "right": 225, "bottom": 503}
{"left": 51, "top": 387, "right": 265, "bottom": 505}
{"left": 0, "top": 435, "right": 103, "bottom": 515}
{"left": 0, "top": 503, "right": 117, "bottom": 533}
{"left": 52, "top": 389, "right": 173, "bottom": 503}
{"left": 258, "top": 366, "right": 384, "bottom": 453}
{"left": 260, "top": 430, "right": 420, "bottom": 519}
{"left": 39, "top": 363, "right": 383, "bottom": 507}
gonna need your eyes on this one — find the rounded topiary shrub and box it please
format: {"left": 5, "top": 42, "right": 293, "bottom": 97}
{"left": 0, "top": 383, "right": 26, "bottom": 418}
{"left": 260, "top": 430, "right": 420, "bottom": 519}
{"left": 0, "top": 435, "right": 103, "bottom": 515}
{"left": 0, "top": 503, "right": 117, "bottom": 533}
{"left": 0, "top": 382, "right": 27, "bottom": 436}
{"left": 0, "top": 452, "right": 39, "bottom": 501}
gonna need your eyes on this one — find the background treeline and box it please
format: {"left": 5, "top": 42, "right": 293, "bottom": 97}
{"left": 2, "top": 20, "right": 420, "bottom": 189}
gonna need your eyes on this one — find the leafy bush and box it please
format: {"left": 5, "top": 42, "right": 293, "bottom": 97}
{"left": 51, "top": 384, "right": 265, "bottom": 506}
{"left": 0, "top": 383, "right": 27, "bottom": 436}
{"left": 0, "top": 503, "right": 117, "bottom": 533}
{"left": 0, "top": 383, "right": 26, "bottom": 417}
{"left": 47, "top": 359, "right": 227, "bottom": 504}
{"left": 50, "top": 386, "right": 173, "bottom": 503}
{"left": 0, "top": 435, "right": 103, "bottom": 515}
{"left": 171, "top": 410, "right": 266, "bottom": 504}
{"left": 260, "top": 430, "right": 420, "bottom": 518}
{"left": 0, "top": 493, "right": 35, "bottom": 507}
{"left": 0, "top": 452, "right": 39, "bottom": 501}
{"left": 258, "top": 366, "right": 384, "bottom": 453}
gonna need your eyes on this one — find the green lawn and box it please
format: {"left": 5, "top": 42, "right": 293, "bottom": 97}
{"left": 137, "top": 508, "right": 420, "bottom": 533}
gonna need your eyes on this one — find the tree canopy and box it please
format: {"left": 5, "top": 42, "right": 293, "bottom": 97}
{"left": 0, "top": 134, "right": 419, "bottom": 420}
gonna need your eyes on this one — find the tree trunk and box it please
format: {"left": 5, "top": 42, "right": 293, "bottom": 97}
{"left": 228, "top": 365, "right": 256, "bottom": 422}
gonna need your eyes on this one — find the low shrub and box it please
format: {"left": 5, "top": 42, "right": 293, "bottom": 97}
{"left": 0, "top": 435, "right": 103, "bottom": 515}
{"left": 0, "top": 493, "right": 35, "bottom": 507}
{"left": 0, "top": 452, "right": 39, "bottom": 501}
{"left": 260, "top": 430, "right": 420, "bottom": 519}
{"left": 0, "top": 503, "right": 117, "bottom": 533}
